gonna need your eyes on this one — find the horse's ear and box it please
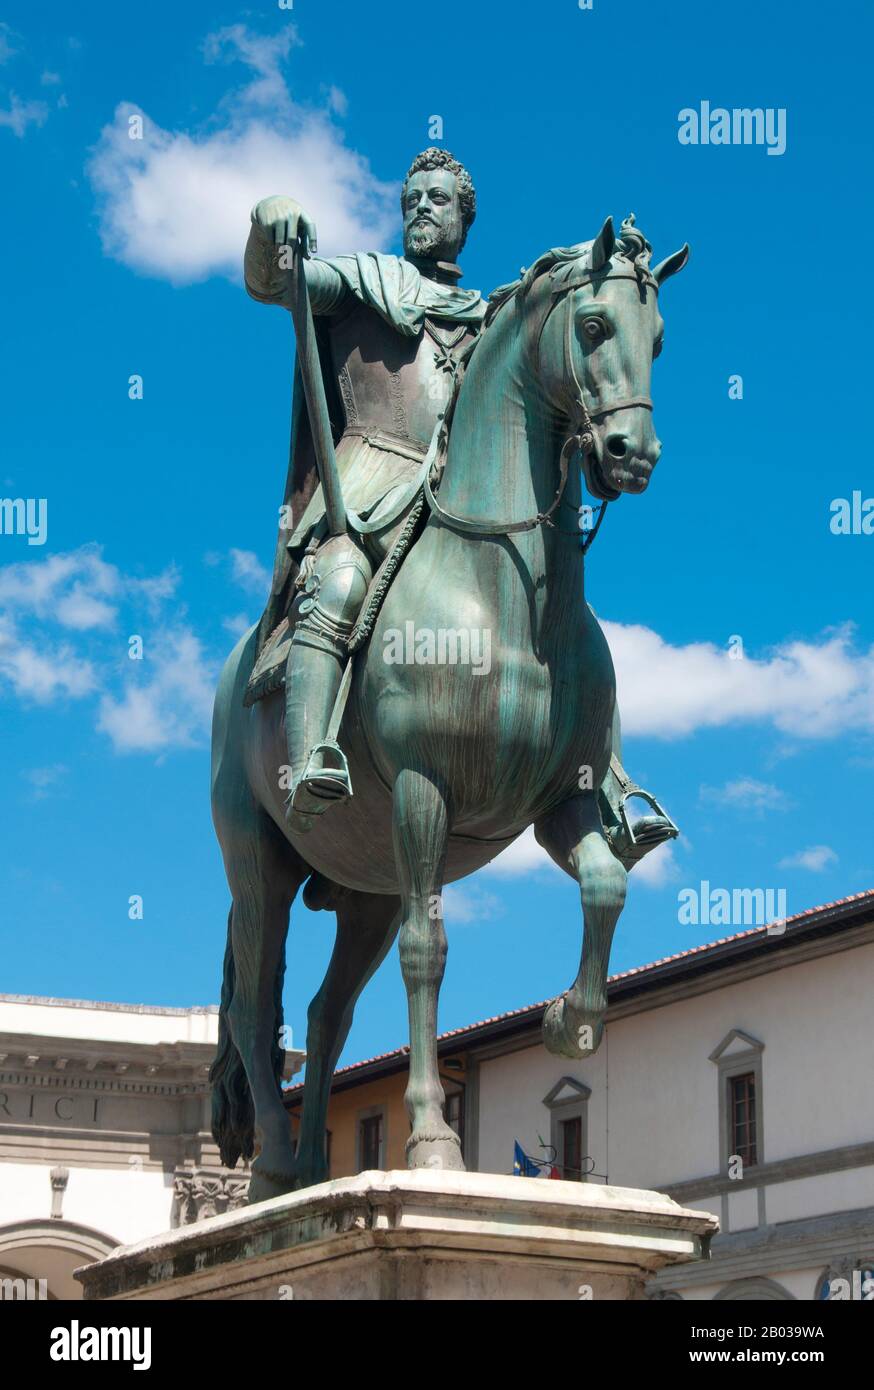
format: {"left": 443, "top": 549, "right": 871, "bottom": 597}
{"left": 653, "top": 243, "right": 690, "bottom": 285}
{"left": 589, "top": 216, "right": 615, "bottom": 272}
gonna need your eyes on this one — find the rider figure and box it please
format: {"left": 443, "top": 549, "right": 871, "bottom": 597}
{"left": 244, "top": 148, "right": 676, "bottom": 866}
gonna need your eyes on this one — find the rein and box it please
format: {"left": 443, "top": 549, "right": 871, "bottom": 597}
{"left": 423, "top": 269, "right": 656, "bottom": 549}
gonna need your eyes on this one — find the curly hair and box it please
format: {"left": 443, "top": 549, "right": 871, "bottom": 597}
{"left": 401, "top": 148, "right": 477, "bottom": 250}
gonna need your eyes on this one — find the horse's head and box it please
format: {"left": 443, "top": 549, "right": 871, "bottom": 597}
{"left": 518, "top": 215, "right": 688, "bottom": 500}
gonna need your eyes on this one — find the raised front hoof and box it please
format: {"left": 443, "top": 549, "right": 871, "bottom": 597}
{"left": 247, "top": 1162, "right": 299, "bottom": 1205}
{"left": 542, "top": 994, "right": 605, "bottom": 1060}
{"left": 405, "top": 1126, "right": 466, "bottom": 1174}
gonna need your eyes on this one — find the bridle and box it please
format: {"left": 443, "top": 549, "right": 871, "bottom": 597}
{"left": 423, "top": 267, "right": 658, "bottom": 548}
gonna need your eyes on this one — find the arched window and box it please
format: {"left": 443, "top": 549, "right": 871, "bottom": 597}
{"left": 0, "top": 1219, "right": 118, "bottom": 1301}
{"left": 714, "top": 1277, "right": 795, "bottom": 1301}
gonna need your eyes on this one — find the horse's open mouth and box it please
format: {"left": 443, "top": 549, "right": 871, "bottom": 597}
{"left": 583, "top": 449, "right": 622, "bottom": 502}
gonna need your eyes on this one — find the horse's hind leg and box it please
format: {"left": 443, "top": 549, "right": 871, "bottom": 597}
{"left": 535, "top": 791, "right": 628, "bottom": 1060}
{"left": 393, "top": 767, "right": 464, "bottom": 1172}
{"left": 294, "top": 887, "right": 401, "bottom": 1187}
{"left": 221, "top": 804, "right": 307, "bottom": 1204}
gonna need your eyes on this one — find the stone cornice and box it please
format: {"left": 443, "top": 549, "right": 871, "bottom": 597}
{"left": 0, "top": 1030, "right": 215, "bottom": 1080}
{"left": 0, "top": 993, "right": 219, "bottom": 1017}
{"left": 0, "top": 1124, "right": 221, "bottom": 1170}
{"left": 0, "top": 1067, "right": 209, "bottom": 1097}
{"left": 0, "top": 1033, "right": 305, "bottom": 1089}
{"left": 652, "top": 1203, "right": 874, "bottom": 1291}
{"left": 662, "top": 1138, "right": 874, "bottom": 1203}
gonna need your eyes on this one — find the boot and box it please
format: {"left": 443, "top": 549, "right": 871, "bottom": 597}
{"left": 284, "top": 629, "right": 351, "bottom": 834}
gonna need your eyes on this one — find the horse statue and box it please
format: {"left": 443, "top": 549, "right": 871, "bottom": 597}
{"left": 210, "top": 214, "right": 688, "bottom": 1203}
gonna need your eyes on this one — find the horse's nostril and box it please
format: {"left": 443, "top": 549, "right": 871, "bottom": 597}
{"left": 605, "top": 434, "right": 628, "bottom": 459}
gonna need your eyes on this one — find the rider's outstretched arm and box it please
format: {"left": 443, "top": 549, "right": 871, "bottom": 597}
{"left": 244, "top": 198, "right": 345, "bottom": 315}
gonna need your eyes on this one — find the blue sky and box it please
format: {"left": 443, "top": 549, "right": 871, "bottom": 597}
{"left": 1, "top": 0, "right": 872, "bottom": 1069}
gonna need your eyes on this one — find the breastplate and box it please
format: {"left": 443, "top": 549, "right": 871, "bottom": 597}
{"left": 328, "top": 300, "right": 479, "bottom": 448}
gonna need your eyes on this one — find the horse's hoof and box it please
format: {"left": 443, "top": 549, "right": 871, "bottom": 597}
{"left": 405, "top": 1126, "right": 466, "bottom": 1173}
{"left": 290, "top": 1163, "right": 329, "bottom": 1192}
{"left": 247, "top": 1163, "right": 298, "bottom": 1205}
{"left": 542, "top": 994, "right": 604, "bottom": 1060}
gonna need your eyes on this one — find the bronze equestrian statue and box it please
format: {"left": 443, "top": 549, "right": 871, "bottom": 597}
{"left": 210, "top": 148, "right": 687, "bottom": 1202}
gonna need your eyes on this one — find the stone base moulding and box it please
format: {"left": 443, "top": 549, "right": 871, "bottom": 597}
{"left": 76, "top": 1170, "right": 719, "bottom": 1301}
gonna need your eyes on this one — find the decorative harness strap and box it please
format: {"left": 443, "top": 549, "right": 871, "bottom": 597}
{"left": 423, "top": 269, "right": 656, "bottom": 548}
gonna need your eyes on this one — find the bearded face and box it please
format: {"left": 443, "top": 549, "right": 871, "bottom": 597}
{"left": 402, "top": 168, "right": 465, "bottom": 263}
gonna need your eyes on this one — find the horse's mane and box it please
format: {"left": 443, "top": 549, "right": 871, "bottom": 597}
{"left": 446, "top": 215, "right": 655, "bottom": 441}
{"left": 483, "top": 215, "right": 653, "bottom": 328}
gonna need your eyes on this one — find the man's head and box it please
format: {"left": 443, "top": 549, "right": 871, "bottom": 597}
{"left": 401, "top": 148, "right": 476, "bottom": 262}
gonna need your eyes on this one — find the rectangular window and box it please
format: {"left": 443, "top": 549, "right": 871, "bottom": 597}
{"left": 359, "top": 1113, "right": 382, "bottom": 1170}
{"left": 560, "top": 1115, "right": 582, "bottom": 1181}
{"left": 444, "top": 1090, "right": 464, "bottom": 1156}
{"left": 729, "top": 1072, "right": 757, "bottom": 1167}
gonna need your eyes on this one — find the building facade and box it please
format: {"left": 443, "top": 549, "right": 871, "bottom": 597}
{"left": 0, "top": 994, "right": 304, "bottom": 1299}
{"left": 286, "top": 891, "right": 874, "bottom": 1301}
{"left": 4, "top": 890, "right": 871, "bottom": 1301}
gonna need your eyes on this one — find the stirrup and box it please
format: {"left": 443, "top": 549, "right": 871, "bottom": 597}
{"left": 604, "top": 781, "right": 679, "bottom": 869}
{"left": 617, "top": 785, "right": 677, "bottom": 851}
{"left": 290, "top": 740, "right": 353, "bottom": 811}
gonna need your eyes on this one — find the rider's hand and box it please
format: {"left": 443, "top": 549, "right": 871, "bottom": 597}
{"left": 251, "top": 196, "right": 318, "bottom": 257}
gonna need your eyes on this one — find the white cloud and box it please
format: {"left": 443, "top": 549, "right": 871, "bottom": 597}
{"left": 0, "top": 545, "right": 210, "bottom": 752}
{"left": 629, "top": 839, "right": 680, "bottom": 888}
{"left": 0, "top": 23, "right": 17, "bottom": 65}
{"left": 0, "top": 615, "right": 96, "bottom": 702}
{"left": 129, "top": 566, "right": 180, "bottom": 610}
{"left": 56, "top": 583, "right": 117, "bottom": 631}
{"left": 223, "top": 613, "right": 252, "bottom": 638}
{"left": 482, "top": 826, "right": 560, "bottom": 878}
{"left": 482, "top": 822, "right": 679, "bottom": 890}
{"left": 23, "top": 763, "right": 68, "bottom": 800}
{"left": 778, "top": 845, "right": 838, "bottom": 872}
{"left": 230, "top": 548, "right": 270, "bottom": 595}
{"left": 699, "top": 777, "right": 790, "bottom": 813}
{"left": 0, "top": 546, "right": 178, "bottom": 630}
{"left": 0, "top": 93, "right": 48, "bottom": 137}
{"left": 0, "top": 547, "right": 119, "bottom": 625}
{"left": 87, "top": 25, "right": 397, "bottom": 284}
{"left": 442, "top": 883, "right": 505, "bottom": 925}
{"left": 97, "top": 627, "right": 217, "bottom": 753}
{"left": 325, "top": 86, "right": 348, "bottom": 117}
{"left": 604, "top": 620, "right": 874, "bottom": 740}
{"left": 201, "top": 24, "right": 301, "bottom": 108}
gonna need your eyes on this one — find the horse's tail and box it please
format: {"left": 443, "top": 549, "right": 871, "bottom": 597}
{"left": 209, "top": 908, "right": 254, "bottom": 1168}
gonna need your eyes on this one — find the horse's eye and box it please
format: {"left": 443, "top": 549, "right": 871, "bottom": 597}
{"left": 653, "top": 336, "right": 664, "bottom": 359}
{"left": 581, "top": 317, "right": 606, "bottom": 342}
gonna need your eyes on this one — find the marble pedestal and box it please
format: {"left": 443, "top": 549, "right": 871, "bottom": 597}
{"left": 77, "top": 1169, "right": 718, "bottom": 1301}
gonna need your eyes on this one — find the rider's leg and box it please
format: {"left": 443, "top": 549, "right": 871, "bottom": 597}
{"left": 599, "top": 702, "right": 678, "bottom": 871}
{"left": 284, "top": 534, "right": 371, "bottom": 831}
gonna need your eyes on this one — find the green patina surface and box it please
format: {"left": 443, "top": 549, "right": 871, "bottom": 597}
{"left": 208, "top": 149, "right": 688, "bottom": 1201}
